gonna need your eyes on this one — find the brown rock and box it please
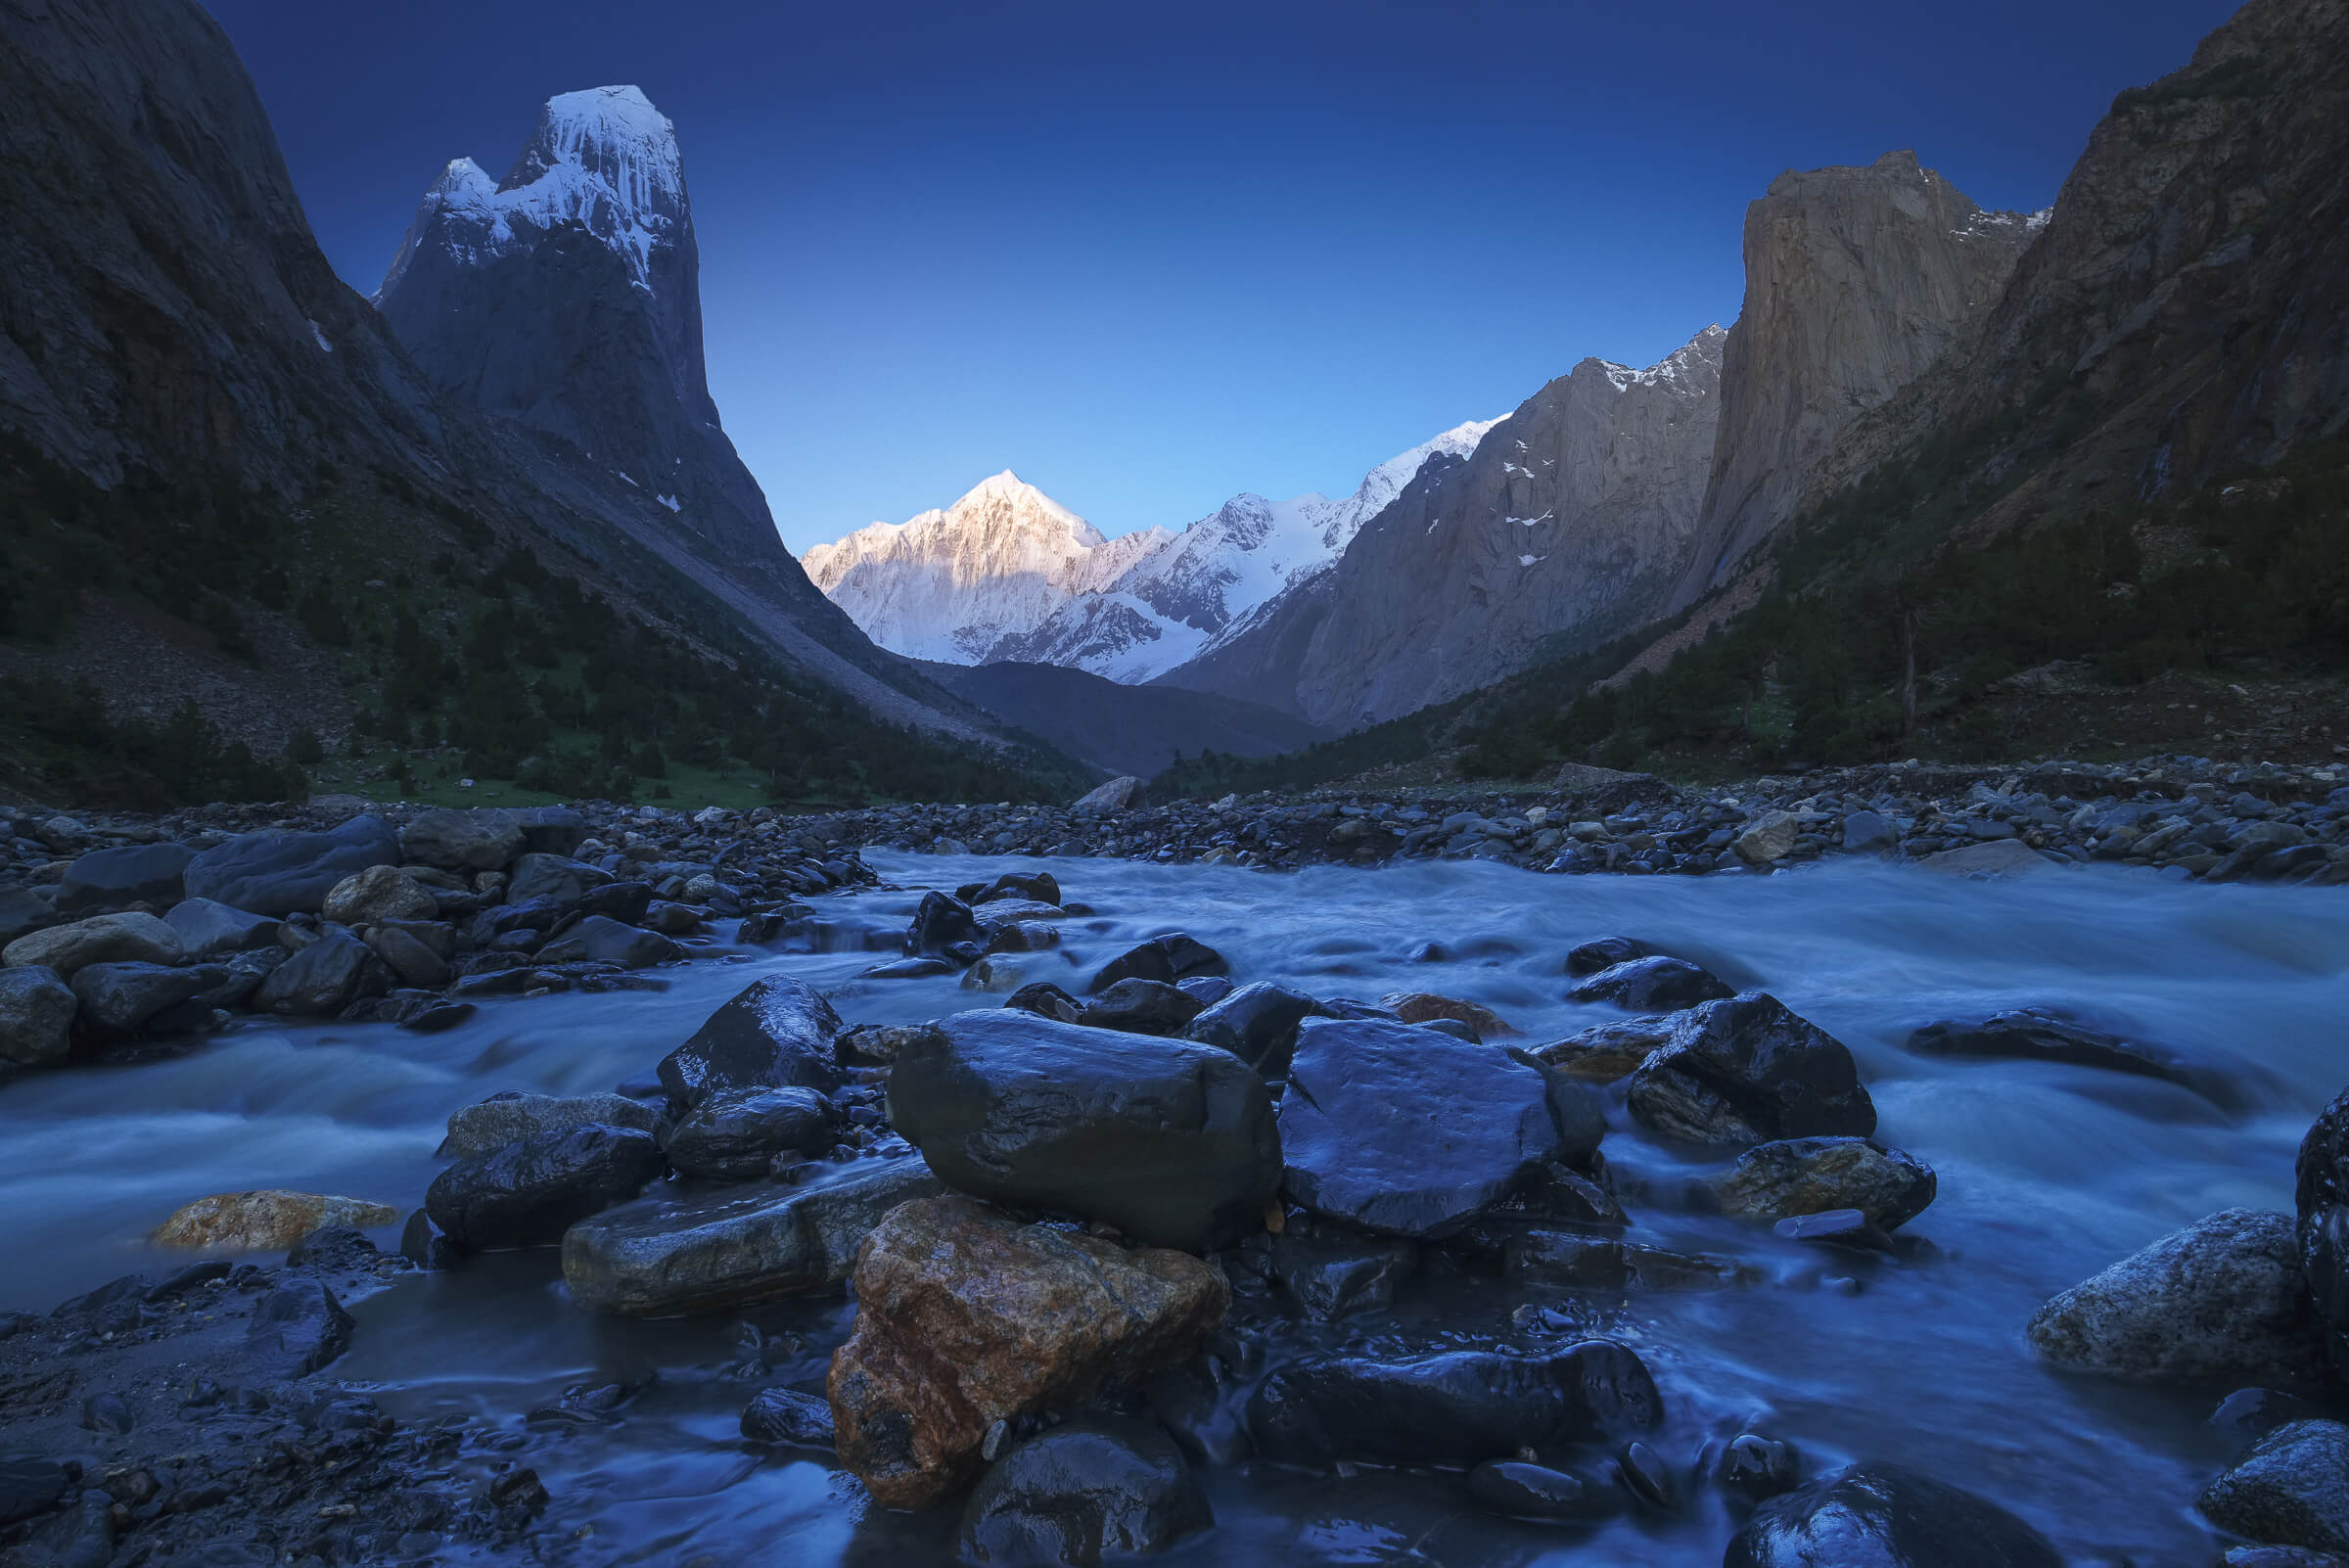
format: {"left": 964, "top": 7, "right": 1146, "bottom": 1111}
{"left": 153, "top": 1190, "right": 398, "bottom": 1251}
{"left": 1379, "top": 992, "right": 1519, "bottom": 1038}
{"left": 1527, "top": 1015, "right": 1677, "bottom": 1080}
{"left": 828, "top": 1194, "right": 1227, "bottom": 1509}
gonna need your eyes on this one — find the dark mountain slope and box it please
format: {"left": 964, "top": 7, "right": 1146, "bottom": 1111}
{"left": 920, "top": 661, "right": 1331, "bottom": 780}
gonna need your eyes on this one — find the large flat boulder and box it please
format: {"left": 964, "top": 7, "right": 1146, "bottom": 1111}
{"left": 828, "top": 1194, "right": 1227, "bottom": 1509}
{"left": 163, "top": 898, "right": 283, "bottom": 957}
{"left": 4, "top": 911, "right": 184, "bottom": 978}
{"left": 656, "top": 975, "right": 845, "bottom": 1108}
{"left": 1625, "top": 992, "right": 1876, "bottom": 1146}
{"left": 1277, "top": 1015, "right": 1557, "bottom": 1239}
{"left": 54, "top": 843, "right": 194, "bottom": 916}
{"left": 562, "top": 1156, "right": 942, "bottom": 1315}
{"left": 182, "top": 814, "right": 399, "bottom": 916}
{"left": 888, "top": 1010, "right": 1279, "bottom": 1253}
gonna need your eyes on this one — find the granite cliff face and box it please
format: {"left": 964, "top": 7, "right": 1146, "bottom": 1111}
{"left": 1665, "top": 153, "right": 2042, "bottom": 610}
{"left": 1164, "top": 329, "right": 1725, "bottom": 727}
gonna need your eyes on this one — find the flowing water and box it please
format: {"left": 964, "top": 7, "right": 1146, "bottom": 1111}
{"left": 7, "top": 852, "right": 2348, "bottom": 1565}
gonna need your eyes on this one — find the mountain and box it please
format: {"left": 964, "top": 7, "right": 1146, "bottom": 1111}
{"left": 1664, "top": 152, "right": 2044, "bottom": 610}
{"left": 0, "top": 0, "right": 1070, "bottom": 807}
{"left": 917, "top": 661, "right": 1331, "bottom": 779}
{"left": 1160, "top": 329, "right": 1727, "bottom": 728}
{"left": 805, "top": 420, "right": 1496, "bottom": 681}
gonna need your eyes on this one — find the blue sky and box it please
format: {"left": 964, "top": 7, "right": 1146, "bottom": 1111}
{"left": 210, "top": 0, "right": 2238, "bottom": 553}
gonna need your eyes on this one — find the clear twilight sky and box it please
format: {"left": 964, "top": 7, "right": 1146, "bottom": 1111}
{"left": 209, "top": 0, "right": 2237, "bottom": 554}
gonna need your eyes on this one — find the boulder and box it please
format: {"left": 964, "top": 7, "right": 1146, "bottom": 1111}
{"left": 152, "top": 1190, "right": 398, "bottom": 1251}
{"left": 663, "top": 1085, "right": 837, "bottom": 1181}
{"left": 959, "top": 955, "right": 1029, "bottom": 992}
{"left": 905, "top": 890, "right": 986, "bottom": 963}
{"left": 1528, "top": 1015, "right": 1677, "bottom": 1081}
{"left": 827, "top": 1194, "right": 1227, "bottom": 1509}
{"left": 1566, "top": 955, "right": 1734, "bottom": 1011}
{"left": 2300, "top": 1086, "right": 2349, "bottom": 1372}
{"left": 163, "top": 898, "right": 282, "bottom": 957}
{"left": 1086, "top": 934, "right": 1227, "bottom": 994}
{"left": 512, "top": 806, "right": 589, "bottom": 857}
{"left": 1246, "top": 1343, "right": 1660, "bottom": 1469}
{"left": 1278, "top": 1015, "right": 1557, "bottom": 1239}
{"left": 0, "top": 1454, "right": 69, "bottom": 1528}
{"left": 4, "top": 911, "right": 184, "bottom": 978}
{"left": 959, "top": 1415, "right": 1211, "bottom": 1565}
{"left": 2027, "top": 1209, "right": 2325, "bottom": 1383}
{"left": 1713, "top": 1137, "right": 1937, "bottom": 1230}
{"left": 0, "top": 888, "right": 57, "bottom": 948}
{"left": 1917, "top": 839, "right": 2050, "bottom": 877}
{"left": 398, "top": 807, "right": 526, "bottom": 871}
{"left": 1732, "top": 811, "right": 1802, "bottom": 866}
{"left": 367, "top": 925, "right": 450, "bottom": 988}
{"left": 1378, "top": 991, "right": 1517, "bottom": 1038}
{"left": 1268, "top": 1228, "right": 1419, "bottom": 1319}
{"left": 580, "top": 881, "right": 657, "bottom": 925}
{"left": 534, "top": 915, "right": 682, "bottom": 968}
{"left": 1842, "top": 809, "right": 1900, "bottom": 853}
{"left": 53, "top": 843, "right": 195, "bottom": 916}
{"left": 320, "top": 864, "right": 438, "bottom": 926}
{"left": 742, "top": 1386, "right": 836, "bottom": 1448}
{"left": 0, "top": 966, "right": 78, "bottom": 1066}
{"left": 562, "top": 1156, "right": 942, "bottom": 1314}
{"left": 888, "top": 1010, "right": 1280, "bottom": 1253}
{"left": 1181, "top": 981, "right": 1325, "bottom": 1076}
{"left": 438, "top": 1090, "right": 661, "bottom": 1158}
{"left": 504, "top": 853, "right": 614, "bottom": 908}
{"left": 182, "top": 814, "right": 399, "bottom": 916}
{"left": 657, "top": 975, "right": 845, "bottom": 1108}
{"left": 245, "top": 1277, "right": 354, "bottom": 1379}
{"left": 253, "top": 929, "right": 392, "bottom": 1017}
{"left": 1078, "top": 978, "right": 1204, "bottom": 1037}
{"left": 1503, "top": 1231, "right": 1753, "bottom": 1293}
{"left": 424, "top": 1125, "right": 665, "bottom": 1251}
{"left": 962, "top": 870, "right": 1061, "bottom": 906}
{"left": 1564, "top": 936, "right": 1655, "bottom": 977}
{"left": 1003, "top": 981, "right": 1086, "bottom": 1024}
{"left": 1727, "top": 1462, "right": 2061, "bottom": 1568}
{"left": 1624, "top": 993, "right": 1876, "bottom": 1146}
{"left": 2200, "top": 1420, "right": 2349, "bottom": 1556}
{"left": 1909, "top": 1008, "right": 2228, "bottom": 1105}
{"left": 1073, "top": 776, "right": 1147, "bottom": 813}
{"left": 69, "top": 960, "right": 215, "bottom": 1038}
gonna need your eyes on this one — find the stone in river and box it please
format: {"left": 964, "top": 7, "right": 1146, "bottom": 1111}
{"left": 69, "top": 960, "right": 214, "bottom": 1038}
{"left": 1468, "top": 1459, "right": 1611, "bottom": 1521}
{"left": 1565, "top": 955, "right": 1734, "bottom": 1011}
{"left": 827, "top": 1194, "right": 1226, "bottom": 1509}
{"left": 563, "top": 1158, "right": 942, "bottom": 1314}
{"left": 425, "top": 1125, "right": 664, "bottom": 1251}
{"left": 1086, "top": 933, "right": 1227, "bottom": 993}
{"left": 1002, "top": 981, "right": 1085, "bottom": 1023}
{"left": 1077, "top": 978, "right": 1204, "bottom": 1037}
{"left": 1908, "top": 1007, "right": 2232, "bottom": 1106}
{"left": 906, "top": 891, "right": 985, "bottom": 961}
{"left": 3, "top": 910, "right": 184, "bottom": 978}
{"left": 657, "top": 975, "right": 845, "bottom": 1108}
{"left": 1268, "top": 1228, "right": 1419, "bottom": 1320}
{"left": 2200, "top": 1421, "right": 2349, "bottom": 1556}
{"left": 533, "top": 914, "right": 682, "bottom": 968}
{"left": 53, "top": 843, "right": 195, "bottom": 916}
{"left": 1727, "top": 1462, "right": 2061, "bottom": 1568}
{"left": 1378, "top": 991, "right": 1518, "bottom": 1038}
{"left": 1916, "top": 839, "right": 2050, "bottom": 877}
{"left": 182, "top": 813, "right": 399, "bottom": 916}
{"left": 741, "top": 1386, "right": 836, "bottom": 1449}
{"left": 1278, "top": 1015, "right": 1557, "bottom": 1239}
{"left": 959, "top": 1414, "right": 1211, "bottom": 1565}
{"left": 1564, "top": 936, "right": 1656, "bottom": 977}
{"left": 1181, "top": 981, "right": 1326, "bottom": 1077}
{"left": 153, "top": 1190, "right": 398, "bottom": 1251}
{"left": 0, "top": 965, "right": 76, "bottom": 1067}
{"left": 438, "top": 1090, "right": 660, "bottom": 1158}
{"left": 1624, "top": 993, "right": 1876, "bottom": 1146}
{"left": 252, "top": 929, "right": 392, "bottom": 1017}
{"left": 663, "top": 1085, "right": 836, "bottom": 1181}
{"left": 1246, "top": 1343, "right": 1660, "bottom": 1469}
{"left": 1714, "top": 1433, "right": 1803, "bottom": 1505}
{"left": 1527, "top": 1015, "right": 1678, "bottom": 1081}
{"left": 1713, "top": 1137, "right": 1937, "bottom": 1230}
{"left": 2027, "top": 1208, "right": 2325, "bottom": 1383}
{"left": 888, "top": 1010, "right": 1279, "bottom": 1253}
{"left": 2300, "top": 1085, "right": 2349, "bottom": 1374}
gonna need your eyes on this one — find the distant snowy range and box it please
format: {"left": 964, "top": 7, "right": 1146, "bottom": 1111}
{"left": 802, "top": 421, "right": 1499, "bottom": 684}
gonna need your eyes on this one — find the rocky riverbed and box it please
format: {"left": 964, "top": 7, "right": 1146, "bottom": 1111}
{"left": 5, "top": 780, "right": 2349, "bottom": 1567}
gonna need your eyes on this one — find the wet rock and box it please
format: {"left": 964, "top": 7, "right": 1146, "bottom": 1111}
{"left": 1002, "top": 982, "right": 1085, "bottom": 1023}
{"left": 1527, "top": 1015, "right": 1677, "bottom": 1081}
{"left": 1379, "top": 991, "right": 1516, "bottom": 1038}
{"left": 439, "top": 1090, "right": 660, "bottom": 1159}
{"left": 742, "top": 1386, "right": 836, "bottom": 1448}
{"left": 1727, "top": 1461, "right": 2060, "bottom": 1568}
{"left": 838, "top": 1021, "right": 940, "bottom": 1067}
{"left": 962, "top": 871, "right": 1063, "bottom": 907}
{"left": 1624, "top": 993, "right": 1876, "bottom": 1146}
{"left": 2027, "top": 1209, "right": 2325, "bottom": 1383}
{"left": 400, "top": 1209, "right": 458, "bottom": 1270}
{"left": 562, "top": 1156, "right": 942, "bottom": 1314}
{"left": 3, "top": 910, "right": 184, "bottom": 978}
{"left": 657, "top": 975, "right": 846, "bottom": 1108}
{"left": 1565, "top": 937, "right": 1656, "bottom": 977}
{"left": 1917, "top": 839, "right": 2050, "bottom": 877}
{"left": 252, "top": 929, "right": 392, "bottom": 1017}
{"left": 1278, "top": 1015, "right": 1557, "bottom": 1238}
{"left": 182, "top": 814, "right": 399, "bottom": 916}
{"left": 1468, "top": 1459, "right": 1609, "bottom": 1521}
{"left": 888, "top": 1010, "right": 1280, "bottom": 1253}
{"left": 1269, "top": 1228, "right": 1419, "bottom": 1319}
{"left": 319, "top": 863, "right": 438, "bottom": 925}
{"left": 2301, "top": 1086, "right": 2349, "bottom": 1374}
{"left": 152, "top": 1190, "right": 397, "bottom": 1251}
{"left": 0, "top": 965, "right": 77, "bottom": 1066}
{"left": 1181, "top": 981, "right": 1325, "bottom": 1077}
{"left": 960, "top": 955, "right": 1029, "bottom": 992}
{"left": 1073, "top": 776, "right": 1147, "bottom": 813}
{"left": 424, "top": 1125, "right": 665, "bottom": 1251}
{"left": 1774, "top": 1209, "right": 1893, "bottom": 1251}
{"left": 398, "top": 807, "right": 526, "bottom": 871}
{"left": 534, "top": 915, "right": 682, "bottom": 968}
{"left": 0, "top": 1453, "right": 69, "bottom": 1526}
{"left": 505, "top": 852, "right": 615, "bottom": 907}
{"left": 2214, "top": 1388, "right": 2321, "bottom": 1445}
{"left": 1908, "top": 1008, "right": 2226, "bottom": 1103}
{"left": 1078, "top": 978, "right": 1205, "bottom": 1037}
{"left": 827, "top": 1194, "right": 1228, "bottom": 1509}
{"left": 664, "top": 1085, "right": 836, "bottom": 1181}
{"left": 1511, "top": 1161, "right": 1630, "bottom": 1227}
{"left": 1566, "top": 956, "right": 1734, "bottom": 1011}
{"left": 1617, "top": 1441, "right": 1674, "bottom": 1509}
{"left": 2200, "top": 1421, "right": 2349, "bottom": 1556}
{"left": 54, "top": 843, "right": 195, "bottom": 916}
{"left": 1086, "top": 934, "right": 1227, "bottom": 993}
{"left": 2222, "top": 1548, "right": 2349, "bottom": 1568}
{"left": 1714, "top": 1433, "right": 1802, "bottom": 1505}
{"left": 906, "top": 891, "right": 985, "bottom": 961}
{"left": 245, "top": 1276, "right": 355, "bottom": 1379}
{"left": 1505, "top": 1232, "right": 1753, "bottom": 1293}
{"left": 1247, "top": 1342, "right": 1660, "bottom": 1469}
{"left": 69, "top": 960, "right": 213, "bottom": 1038}
{"left": 959, "top": 1414, "right": 1211, "bottom": 1565}
{"left": 161, "top": 898, "right": 282, "bottom": 959}
{"left": 865, "top": 956, "right": 957, "bottom": 980}
{"left": 1713, "top": 1137, "right": 1937, "bottom": 1230}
